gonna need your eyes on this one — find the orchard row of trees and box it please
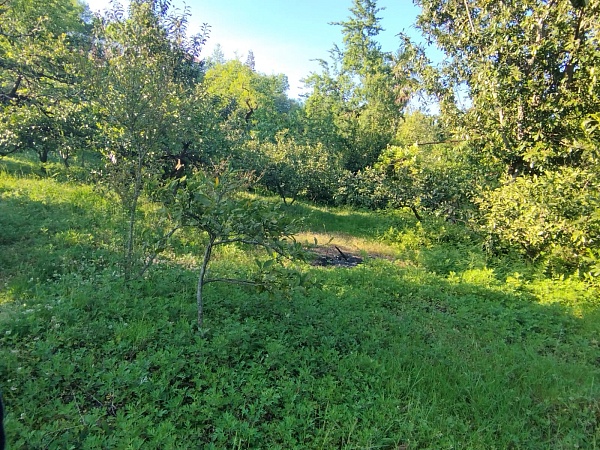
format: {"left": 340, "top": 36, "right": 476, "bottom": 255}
{"left": 1, "top": 0, "right": 599, "bottom": 279}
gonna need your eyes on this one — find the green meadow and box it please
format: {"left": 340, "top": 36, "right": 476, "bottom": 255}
{"left": 1, "top": 156, "right": 599, "bottom": 449}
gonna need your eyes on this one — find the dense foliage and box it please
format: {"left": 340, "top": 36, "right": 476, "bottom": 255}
{"left": 1, "top": 0, "right": 600, "bottom": 446}
{"left": 415, "top": 0, "right": 600, "bottom": 272}
{"left": 0, "top": 0, "right": 92, "bottom": 163}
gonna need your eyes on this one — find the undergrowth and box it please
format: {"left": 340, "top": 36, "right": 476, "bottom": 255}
{"left": 1, "top": 157, "right": 599, "bottom": 449}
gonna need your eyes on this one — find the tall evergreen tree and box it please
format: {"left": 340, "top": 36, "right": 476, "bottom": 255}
{"left": 303, "top": 0, "right": 413, "bottom": 171}
{"left": 245, "top": 49, "right": 256, "bottom": 71}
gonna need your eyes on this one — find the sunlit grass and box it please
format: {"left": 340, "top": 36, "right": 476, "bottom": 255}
{"left": 295, "top": 231, "right": 401, "bottom": 260}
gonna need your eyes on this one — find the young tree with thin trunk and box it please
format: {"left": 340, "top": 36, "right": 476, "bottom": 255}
{"left": 90, "top": 0, "right": 208, "bottom": 281}
{"left": 163, "top": 164, "right": 306, "bottom": 328}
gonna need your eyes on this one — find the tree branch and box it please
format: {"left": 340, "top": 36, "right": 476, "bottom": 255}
{"left": 463, "top": 0, "right": 476, "bottom": 34}
{"left": 203, "top": 278, "right": 258, "bottom": 286}
{"left": 138, "top": 226, "right": 181, "bottom": 277}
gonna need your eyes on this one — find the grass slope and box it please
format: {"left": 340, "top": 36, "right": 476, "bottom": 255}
{"left": 1, "top": 157, "right": 599, "bottom": 449}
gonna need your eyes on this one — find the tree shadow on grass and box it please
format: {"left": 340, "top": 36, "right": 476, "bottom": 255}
{"left": 0, "top": 158, "right": 38, "bottom": 177}
{"left": 0, "top": 193, "right": 121, "bottom": 295}
{"left": 210, "top": 260, "right": 600, "bottom": 447}
{"left": 1, "top": 242, "right": 599, "bottom": 448}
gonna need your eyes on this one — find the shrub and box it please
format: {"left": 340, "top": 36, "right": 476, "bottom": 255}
{"left": 336, "top": 143, "right": 482, "bottom": 222}
{"left": 478, "top": 167, "right": 600, "bottom": 274}
{"left": 242, "top": 133, "right": 343, "bottom": 204}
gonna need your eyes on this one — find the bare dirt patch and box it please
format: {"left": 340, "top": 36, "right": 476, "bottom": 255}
{"left": 297, "top": 232, "right": 399, "bottom": 268}
{"left": 310, "top": 244, "right": 364, "bottom": 267}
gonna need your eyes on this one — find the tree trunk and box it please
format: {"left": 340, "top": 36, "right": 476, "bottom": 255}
{"left": 38, "top": 148, "right": 49, "bottom": 163}
{"left": 197, "top": 237, "right": 214, "bottom": 328}
{"left": 59, "top": 150, "right": 70, "bottom": 168}
{"left": 124, "top": 182, "right": 141, "bottom": 283}
{"left": 276, "top": 184, "right": 288, "bottom": 205}
{"left": 410, "top": 205, "right": 422, "bottom": 222}
{"left": 124, "top": 154, "right": 144, "bottom": 282}
{"left": 124, "top": 201, "right": 137, "bottom": 282}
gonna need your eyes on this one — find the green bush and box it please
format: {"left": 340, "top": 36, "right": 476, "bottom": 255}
{"left": 242, "top": 133, "right": 343, "bottom": 204}
{"left": 336, "top": 143, "right": 482, "bottom": 222}
{"left": 478, "top": 167, "right": 600, "bottom": 275}
{"left": 335, "top": 166, "right": 391, "bottom": 210}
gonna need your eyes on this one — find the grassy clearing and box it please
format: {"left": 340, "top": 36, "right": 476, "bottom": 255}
{"left": 1, "top": 158, "right": 599, "bottom": 449}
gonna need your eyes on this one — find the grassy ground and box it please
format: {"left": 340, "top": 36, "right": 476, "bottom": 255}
{"left": 1, "top": 156, "right": 600, "bottom": 449}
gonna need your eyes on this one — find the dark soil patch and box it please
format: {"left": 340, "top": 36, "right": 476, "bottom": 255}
{"left": 310, "top": 245, "right": 364, "bottom": 268}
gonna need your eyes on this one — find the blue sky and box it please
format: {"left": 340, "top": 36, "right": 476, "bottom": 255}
{"left": 85, "top": 0, "right": 442, "bottom": 99}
